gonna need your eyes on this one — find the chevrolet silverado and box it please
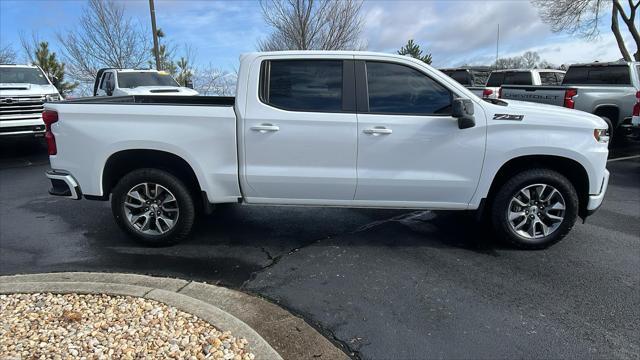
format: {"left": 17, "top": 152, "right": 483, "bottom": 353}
{"left": 43, "top": 51, "right": 610, "bottom": 249}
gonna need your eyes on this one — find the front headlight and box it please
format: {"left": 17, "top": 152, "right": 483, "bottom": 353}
{"left": 593, "top": 129, "right": 610, "bottom": 144}
{"left": 45, "top": 94, "right": 62, "bottom": 102}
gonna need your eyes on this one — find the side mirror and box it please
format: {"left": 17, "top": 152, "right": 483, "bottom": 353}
{"left": 452, "top": 98, "right": 475, "bottom": 129}
{"left": 184, "top": 79, "right": 194, "bottom": 89}
{"left": 106, "top": 79, "right": 114, "bottom": 96}
{"left": 51, "top": 76, "right": 59, "bottom": 85}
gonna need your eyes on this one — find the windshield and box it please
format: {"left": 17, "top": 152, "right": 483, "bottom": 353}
{"left": 116, "top": 72, "right": 179, "bottom": 88}
{"left": 442, "top": 70, "right": 471, "bottom": 86}
{"left": 0, "top": 67, "right": 50, "bottom": 85}
{"left": 562, "top": 65, "right": 631, "bottom": 85}
{"left": 486, "top": 72, "right": 533, "bottom": 87}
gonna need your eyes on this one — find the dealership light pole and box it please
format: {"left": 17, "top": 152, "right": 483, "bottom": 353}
{"left": 149, "top": 0, "right": 161, "bottom": 70}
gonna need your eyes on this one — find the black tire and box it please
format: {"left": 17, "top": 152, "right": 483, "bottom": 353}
{"left": 111, "top": 168, "right": 195, "bottom": 246}
{"left": 600, "top": 116, "right": 615, "bottom": 148}
{"left": 490, "top": 169, "right": 578, "bottom": 250}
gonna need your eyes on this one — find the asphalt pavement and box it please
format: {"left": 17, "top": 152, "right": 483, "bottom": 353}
{"left": 0, "top": 137, "right": 638, "bottom": 359}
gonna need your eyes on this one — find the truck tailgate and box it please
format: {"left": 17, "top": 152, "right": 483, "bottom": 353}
{"left": 500, "top": 85, "right": 567, "bottom": 107}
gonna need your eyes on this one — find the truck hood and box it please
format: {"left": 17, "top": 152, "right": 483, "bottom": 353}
{"left": 492, "top": 99, "right": 607, "bottom": 129}
{"left": 118, "top": 86, "right": 199, "bottom": 96}
{"left": 0, "top": 83, "right": 59, "bottom": 97}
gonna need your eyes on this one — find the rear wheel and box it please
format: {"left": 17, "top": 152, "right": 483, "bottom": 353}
{"left": 490, "top": 169, "right": 578, "bottom": 249}
{"left": 111, "top": 168, "right": 195, "bottom": 246}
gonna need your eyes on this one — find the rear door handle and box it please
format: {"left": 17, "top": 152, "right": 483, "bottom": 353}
{"left": 363, "top": 127, "right": 392, "bottom": 135}
{"left": 251, "top": 124, "right": 280, "bottom": 133}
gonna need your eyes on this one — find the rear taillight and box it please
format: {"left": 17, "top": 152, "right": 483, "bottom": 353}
{"left": 634, "top": 91, "right": 640, "bottom": 116}
{"left": 564, "top": 88, "right": 577, "bottom": 109}
{"left": 42, "top": 110, "right": 58, "bottom": 155}
{"left": 482, "top": 89, "right": 493, "bottom": 98}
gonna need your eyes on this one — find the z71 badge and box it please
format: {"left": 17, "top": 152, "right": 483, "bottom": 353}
{"left": 493, "top": 114, "right": 524, "bottom": 121}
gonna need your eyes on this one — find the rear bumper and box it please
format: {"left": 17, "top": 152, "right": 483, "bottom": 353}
{"left": 45, "top": 170, "right": 82, "bottom": 200}
{"left": 586, "top": 169, "right": 609, "bottom": 215}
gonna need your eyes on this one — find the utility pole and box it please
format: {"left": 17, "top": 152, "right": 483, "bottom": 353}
{"left": 495, "top": 23, "right": 500, "bottom": 68}
{"left": 149, "top": 0, "right": 161, "bottom": 70}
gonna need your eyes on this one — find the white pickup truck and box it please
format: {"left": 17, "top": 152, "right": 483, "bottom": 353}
{"left": 1, "top": 64, "right": 62, "bottom": 137}
{"left": 43, "top": 51, "right": 610, "bottom": 249}
{"left": 93, "top": 68, "right": 198, "bottom": 97}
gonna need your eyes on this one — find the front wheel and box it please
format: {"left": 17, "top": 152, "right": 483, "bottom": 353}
{"left": 490, "top": 169, "right": 578, "bottom": 249}
{"left": 111, "top": 168, "right": 195, "bottom": 246}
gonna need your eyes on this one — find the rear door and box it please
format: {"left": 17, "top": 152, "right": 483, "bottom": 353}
{"left": 242, "top": 58, "right": 358, "bottom": 201}
{"left": 354, "top": 59, "right": 486, "bottom": 206}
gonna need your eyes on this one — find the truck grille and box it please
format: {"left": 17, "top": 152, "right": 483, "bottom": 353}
{"left": 0, "top": 95, "right": 45, "bottom": 121}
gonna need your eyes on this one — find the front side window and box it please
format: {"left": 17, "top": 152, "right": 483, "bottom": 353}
{"left": 366, "top": 62, "right": 452, "bottom": 115}
{"left": 262, "top": 60, "right": 343, "bottom": 112}
{"left": 100, "top": 72, "right": 112, "bottom": 90}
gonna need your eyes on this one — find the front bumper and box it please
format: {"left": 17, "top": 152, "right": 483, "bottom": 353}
{"left": 45, "top": 170, "right": 82, "bottom": 200}
{"left": 586, "top": 169, "right": 609, "bottom": 215}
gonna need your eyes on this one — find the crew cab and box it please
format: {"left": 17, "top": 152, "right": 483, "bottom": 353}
{"left": 499, "top": 62, "right": 640, "bottom": 140}
{"left": 482, "top": 69, "right": 565, "bottom": 100}
{"left": 1, "top": 64, "right": 62, "bottom": 137}
{"left": 94, "top": 68, "right": 198, "bottom": 97}
{"left": 44, "top": 51, "right": 609, "bottom": 249}
{"left": 439, "top": 67, "right": 491, "bottom": 98}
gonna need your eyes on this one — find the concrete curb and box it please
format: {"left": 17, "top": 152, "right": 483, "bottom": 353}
{"left": 0, "top": 272, "right": 349, "bottom": 360}
{"left": 0, "top": 281, "right": 282, "bottom": 360}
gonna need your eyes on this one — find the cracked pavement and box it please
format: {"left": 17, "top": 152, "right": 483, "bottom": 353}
{"left": 1, "top": 139, "right": 639, "bottom": 359}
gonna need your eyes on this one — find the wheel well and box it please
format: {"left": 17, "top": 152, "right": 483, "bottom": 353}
{"left": 486, "top": 155, "right": 590, "bottom": 217}
{"left": 594, "top": 106, "right": 619, "bottom": 127}
{"left": 102, "top": 149, "right": 202, "bottom": 200}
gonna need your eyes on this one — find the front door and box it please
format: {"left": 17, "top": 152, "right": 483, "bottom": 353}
{"left": 355, "top": 60, "right": 486, "bottom": 207}
{"left": 242, "top": 58, "right": 358, "bottom": 202}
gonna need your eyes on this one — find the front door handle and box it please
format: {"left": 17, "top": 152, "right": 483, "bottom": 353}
{"left": 363, "top": 127, "right": 392, "bottom": 135}
{"left": 251, "top": 124, "right": 280, "bottom": 133}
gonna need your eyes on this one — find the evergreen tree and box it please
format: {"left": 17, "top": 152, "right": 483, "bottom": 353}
{"left": 150, "top": 28, "right": 177, "bottom": 75}
{"left": 32, "top": 42, "right": 78, "bottom": 96}
{"left": 397, "top": 39, "right": 432, "bottom": 64}
{"left": 175, "top": 57, "right": 193, "bottom": 87}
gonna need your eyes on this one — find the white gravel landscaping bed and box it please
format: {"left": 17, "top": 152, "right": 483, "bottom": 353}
{"left": 0, "top": 293, "right": 256, "bottom": 360}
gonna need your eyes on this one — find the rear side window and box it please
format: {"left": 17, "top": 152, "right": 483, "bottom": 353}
{"left": 366, "top": 61, "right": 452, "bottom": 115}
{"left": 261, "top": 60, "right": 343, "bottom": 112}
{"left": 563, "top": 65, "right": 631, "bottom": 85}
{"left": 540, "top": 72, "right": 561, "bottom": 85}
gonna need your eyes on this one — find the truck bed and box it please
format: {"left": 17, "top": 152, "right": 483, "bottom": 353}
{"left": 62, "top": 95, "right": 235, "bottom": 106}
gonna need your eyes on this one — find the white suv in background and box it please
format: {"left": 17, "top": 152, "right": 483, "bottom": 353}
{"left": 0, "top": 64, "right": 62, "bottom": 138}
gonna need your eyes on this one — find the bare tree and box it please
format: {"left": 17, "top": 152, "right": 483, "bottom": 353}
{"left": 493, "top": 51, "right": 555, "bottom": 69}
{"left": 56, "top": 0, "right": 150, "bottom": 83}
{"left": 0, "top": 43, "right": 17, "bottom": 63}
{"left": 194, "top": 63, "right": 236, "bottom": 96}
{"left": 532, "top": 0, "right": 640, "bottom": 61}
{"left": 258, "top": 0, "right": 365, "bottom": 51}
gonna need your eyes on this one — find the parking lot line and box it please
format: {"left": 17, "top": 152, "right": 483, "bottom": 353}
{"left": 608, "top": 154, "right": 640, "bottom": 162}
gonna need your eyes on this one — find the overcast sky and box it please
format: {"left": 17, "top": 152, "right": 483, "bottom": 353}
{"left": 0, "top": 0, "right": 628, "bottom": 71}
